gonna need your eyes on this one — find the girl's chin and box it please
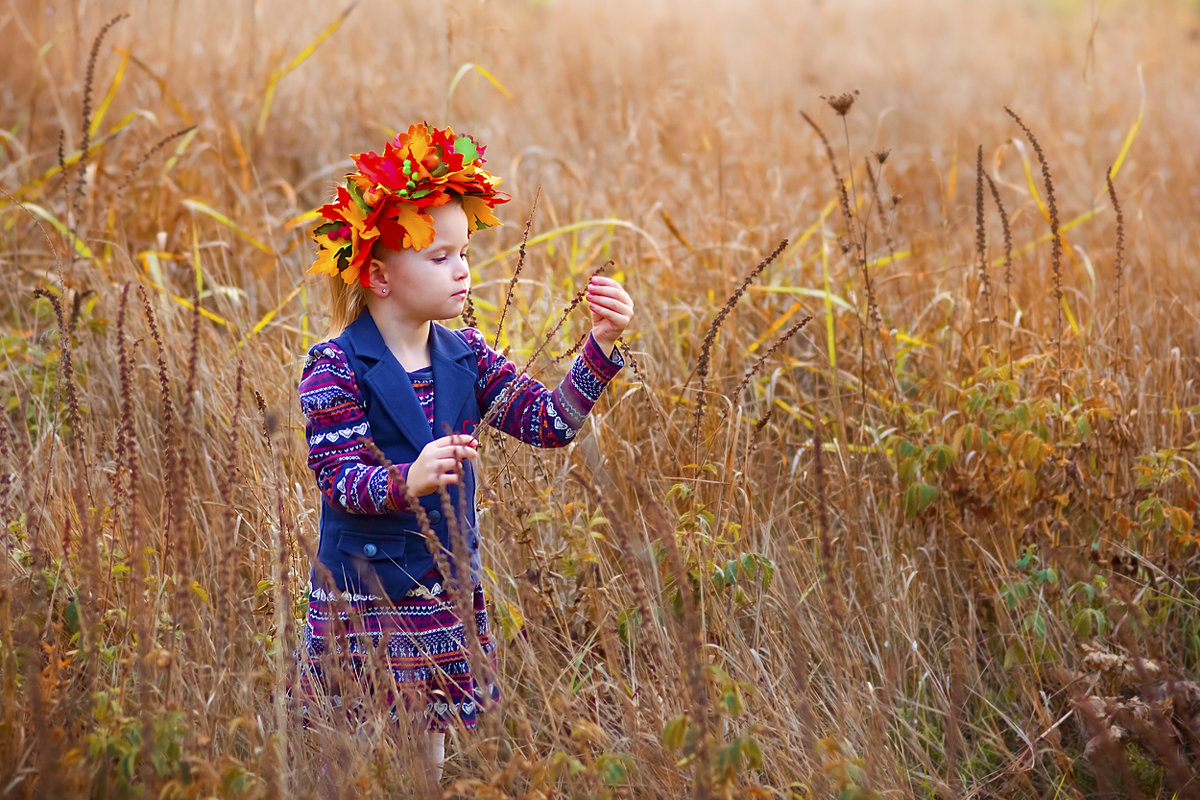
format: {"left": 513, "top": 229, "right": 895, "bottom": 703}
{"left": 437, "top": 298, "right": 468, "bottom": 320}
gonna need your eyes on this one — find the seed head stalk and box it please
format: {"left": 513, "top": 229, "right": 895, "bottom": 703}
{"left": 1006, "top": 107, "right": 1065, "bottom": 404}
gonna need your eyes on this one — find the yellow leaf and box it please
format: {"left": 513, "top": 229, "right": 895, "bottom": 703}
{"left": 821, "top": 226, "right": 836, "bottom": 370}
{"left": 1168, "top": 507, "right": 1193, "bottom": 537}
{"left": 747, "top": 302, "right": 805, "bottom": 354}
{"left": 117, "top": 48, "right": 194, "bottom": 125}
{"left": 285, "top": 209, "right": 322, "bottom": 231}
{"left": 1011, "top": 138, "right": 1080, "bottom": 272}
{"left": 161, "top": 127, "right": 198, "bottom": 175}
{"left": 748, "top": 285, "right": 855, "bottom": 313}
{"left": 446, "top": 62, "right": 514, "bottom": 119}
{"left": 9, "top": 110, "right": 147, "bottom": 201}
{"left": 472, "top": 219, "right": 664, "bottom": 272}
{"left": 1061, "top": 295, "right": 1081, "bottom": 338}
{"left": 2, "top": 202, "right": 93, "bottom": 259}
{"left": 183, "top": 198, "right": 272, "bottom": 253}
{"left": 142, "top": 277, "right": 235, "bottom": 330}
{"left": 189, "top": 581, "right": 210, "bottom": 605}
{"left": 237, "top": 282, "right": 304, "bottom": 348}
{"left": 870, "top": 249, "right": 912, "bottom": 269}
{"left": 258, "top": 3, "right": 358, "bottom": 134}
{"left": 895, "top": 330, "right": 932, "bottom": 348}
{"left": 1110, "top": 65, "right": 1145, "bottom": 180}
{"left": 990, "top": 204, "right": 1105, "bottom": 269}
{"left": 506, "top": 601, "right": 524, "bottom": 632}
{"left": 462, "top": 194, "right": 500, "bottom": 231}
{"left": 89, "top": 47, "right": 130, "bottom": 137}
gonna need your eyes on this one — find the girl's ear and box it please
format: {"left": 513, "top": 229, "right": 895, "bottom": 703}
{"left": 365, "top": 256, "right": 390, "bottom": 297}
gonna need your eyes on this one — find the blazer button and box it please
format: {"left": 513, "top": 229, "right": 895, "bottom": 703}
{"left": 428, "top": 509, "right": 443, "bottom": 525}
{"left": 362, "top": 543, "right": 378, "bottom": 557}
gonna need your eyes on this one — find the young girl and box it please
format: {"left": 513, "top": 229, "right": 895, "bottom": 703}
{"left": 296, "top": 123, "right": 633, "bottom": 774}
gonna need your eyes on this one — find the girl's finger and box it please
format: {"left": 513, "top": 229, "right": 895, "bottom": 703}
{"left": 588, "top": 298, "right": 632, "bottom": 316}
{"left": 586, "top": 285, "right": 628, "bottom": 300}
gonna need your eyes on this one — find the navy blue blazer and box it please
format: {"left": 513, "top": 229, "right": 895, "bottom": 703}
{"left": 312, "top": 311, "right": 482, "bottom": 600}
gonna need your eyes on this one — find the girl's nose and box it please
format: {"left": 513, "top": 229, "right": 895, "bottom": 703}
{"left": 453, "top": 255, "right": 470, "bottom": 280}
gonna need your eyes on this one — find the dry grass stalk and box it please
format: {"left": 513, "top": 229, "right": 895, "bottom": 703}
{"left": 460, "top": 287, "right": 477, "bottom": 328}
{"left": 982, "top": 167, "right": 1015, "bottom": 363}
{"left": 520, "top": 259, "right": 610, "bottom": 375}
{"left": 691, "top": 239, "right": 787, "bottom": 446}
{"left": 76, "top": 14, "right": 129, "bottom": 230}
{"left": 800, "top": 110, "right": 854, "bottom": 245}
{"left": 732, "top": 314, "right": 813, "bottom": 403}
{"left": 31, "top": 289, "right": 87, "bottom": 496}
{"left": 811, "top": 421, "right": 846, "bottom": 639}
{"left": 108, "top": 125, "right": 196, "bottom": 213}
{"left": 974, "top": 144, "right": 993, "bottom": 324}
{"left": 1106, "top": 166, "right": 1126, "bottom": 367}
{"left": 5, "top": 4, "right": 1200, "bottom": 797}
{"left": 1005, "top": 107, "right": 1064, "bottom": 399}
{"left": 181, "top": 277, "right": 202, "bottom": 429}
{"left": 137, "top": 285, "right": 182, "bottom": 569}
{"left": 494, "top": 188, "right": 539, "bottom": 349}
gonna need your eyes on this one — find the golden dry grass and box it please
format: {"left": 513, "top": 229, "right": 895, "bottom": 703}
{"left": 3, "top": 0, "right": 1200, "bottom": 797}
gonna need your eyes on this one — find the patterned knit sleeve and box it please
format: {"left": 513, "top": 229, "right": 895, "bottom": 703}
{"left": 298, "top": 342, "right": 412, "bottom": 514}
{"left": 462, "top": 328, "right": 624, "bottom": 447}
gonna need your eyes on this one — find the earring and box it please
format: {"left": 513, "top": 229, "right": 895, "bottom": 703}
{"left": 381, "top": 288, "right": 389, "bottom": 296}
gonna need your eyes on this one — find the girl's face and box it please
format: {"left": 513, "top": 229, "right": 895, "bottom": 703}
{"left": 373, "top": 201, "right": 472, "bottom": 325}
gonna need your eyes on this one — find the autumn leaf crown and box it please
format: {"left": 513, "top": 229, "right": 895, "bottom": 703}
{"left": 309, "top": 123, "right": 509, "bottom": 287}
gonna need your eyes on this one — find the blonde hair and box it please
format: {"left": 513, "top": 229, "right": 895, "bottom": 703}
{"left": 325, "top": 275, "right": 370, "bottom": 338}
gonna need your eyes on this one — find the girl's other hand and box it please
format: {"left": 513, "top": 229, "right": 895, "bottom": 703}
{"left": 407, "top": 434, "right": 479, "bottom": 496}
{"left": 586, "top": 276, "right": 634, "bottom": 357}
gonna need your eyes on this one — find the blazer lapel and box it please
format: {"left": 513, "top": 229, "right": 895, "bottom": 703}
{"left": 430, "top": 323, "right": 478, "bottom": 437}
{"left": 346, "top": 311, "right": 434, "bottom": 451}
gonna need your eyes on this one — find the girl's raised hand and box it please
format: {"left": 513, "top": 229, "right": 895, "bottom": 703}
{"left": 586, "top": 275, "right": 634, "bottom": 357}
{"left": 406, "top": 434, "right": 478, "bottom": 496}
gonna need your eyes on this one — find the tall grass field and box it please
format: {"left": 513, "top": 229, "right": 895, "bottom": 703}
{"left": 2, "top": 0, "right": 1200, "bottom": 797}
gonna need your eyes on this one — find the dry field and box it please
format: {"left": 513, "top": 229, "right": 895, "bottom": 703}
{"left": 3, "top": 0, "right": 1200, "bottom": 797}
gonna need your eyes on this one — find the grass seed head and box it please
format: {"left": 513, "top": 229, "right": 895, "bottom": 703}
{"left": 822, "top": 89, "right": 860, "bottom": 116}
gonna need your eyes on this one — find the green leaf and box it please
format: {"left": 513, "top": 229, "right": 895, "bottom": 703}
{"left": 64, "top": 598, "right": 80, "bottom": 635}
{"left": 662, "top": 715, "right": 690, "bottom": 750}
{"left": 902, "top": 482, "right": 938, "bottom": 516}
{"left": 346, "top": 180, "right": 370, "bottom": 214}
{"left": 742, "top": 736, "right": 764, "bottom": 770}
{"left": 1075, "top": 415, "right": 1091, "bottom": 438}
{"left": 1022, "top": 610, "right": 1046, "bottom": 640}
{"left": 1015, "top": 546, "right": 1037, "bottom": 571}
{"left": 930, "top": 443, "right": 957, "bottom": 472}
{"left": 597, "top": 754, "right": 632, "bottom": 786}
{"left": 454, "top": 134, "right": 480, "bottom": 163}
{"left": 1034, "top": 568, "right": 1058, "bottom": 586}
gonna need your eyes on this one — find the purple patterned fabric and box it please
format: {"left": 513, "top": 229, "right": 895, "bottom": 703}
{"left": 298, "top": 328, "right": 623, "bottom": 515}
{"left": 297, "top": 326, "right": 623, "bottom": 728}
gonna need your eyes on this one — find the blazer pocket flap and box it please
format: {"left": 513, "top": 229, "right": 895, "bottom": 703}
{"left": 337, "top": 531, "right": 409, "bottom": 563}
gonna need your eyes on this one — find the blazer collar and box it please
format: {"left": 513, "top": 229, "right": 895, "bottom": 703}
{"left": 344, "top": 310, "right": 478, "bottom": 450}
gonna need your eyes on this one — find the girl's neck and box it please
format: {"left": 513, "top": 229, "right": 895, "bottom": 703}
{"left": 367, "top": 300, "right": 432, "bottom": 370}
